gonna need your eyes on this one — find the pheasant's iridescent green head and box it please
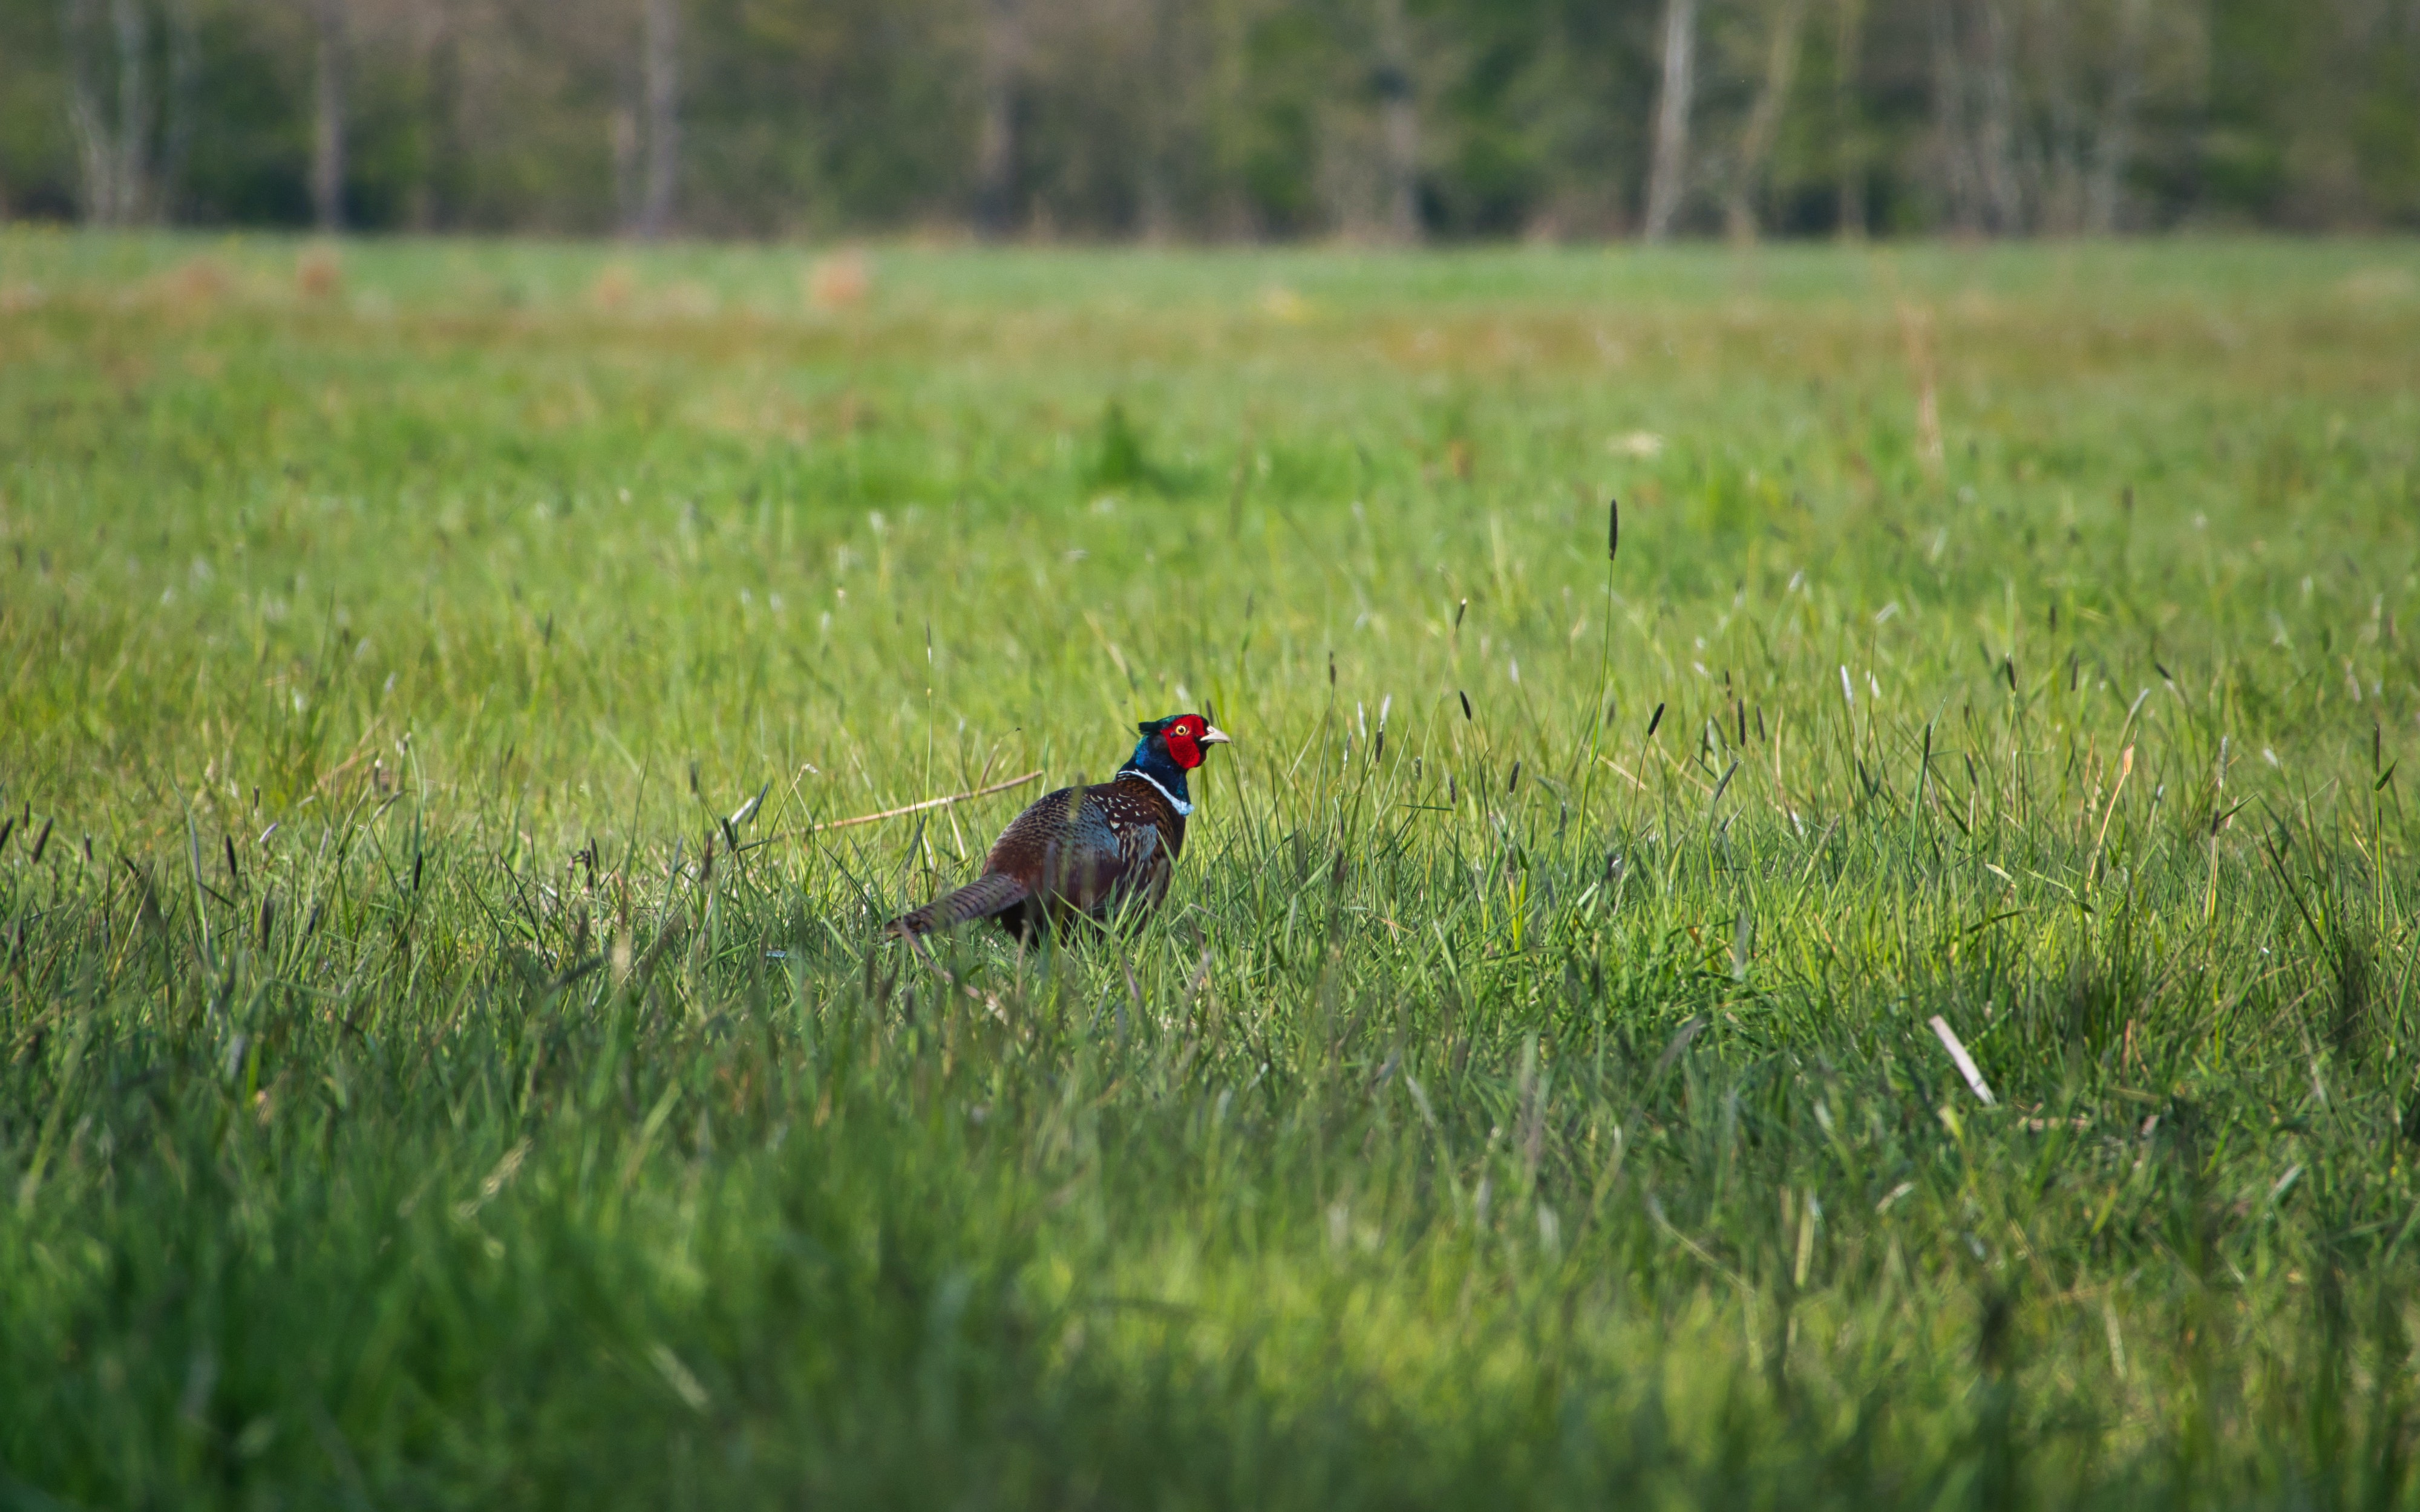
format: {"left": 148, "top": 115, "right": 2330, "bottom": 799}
{"left": 1136, "top": 712, "right": 1231, "bottom": 772}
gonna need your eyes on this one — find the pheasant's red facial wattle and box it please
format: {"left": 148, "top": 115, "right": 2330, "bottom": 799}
{"left": 1154, "top": 714, "right": 1230, "bottom": 771}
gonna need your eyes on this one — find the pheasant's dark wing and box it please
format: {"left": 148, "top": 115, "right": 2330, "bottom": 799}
{"left": 1049, "top": 787, "right": 1143, "bottom": 917}
{"left": 997, "top": 780, "right": 1180, "bottom": 921}
{"left": 976, "top": 786, "right": 1084, "bottom": 882}
{"left": 1111, "top": 826, "right": 1173, "bottom": 916}
{"left": 888, "top": 774, "right": 1188, "bottom": 937}
{"left": 1088, "top": 778, "right": 1183, "bottom": 916}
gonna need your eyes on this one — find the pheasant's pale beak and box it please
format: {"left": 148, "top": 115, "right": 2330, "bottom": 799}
{"left": 1200, "top": 725, "right": 1232, "bottom": 746}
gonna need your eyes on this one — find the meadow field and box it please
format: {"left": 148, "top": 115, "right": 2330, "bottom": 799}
{"left": 3, "top": 230, "right": 2419, "bottom": 1507}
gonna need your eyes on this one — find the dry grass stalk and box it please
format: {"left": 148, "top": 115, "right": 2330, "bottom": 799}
{"left": 776, "top": 769, "right": 1042, "bottom": 841}
{"left": 1897, "top": 302, "right": 1944, "bottom": 477}
{"left": 1929, "top": 1015, "right": 1995, "bottom": 1106}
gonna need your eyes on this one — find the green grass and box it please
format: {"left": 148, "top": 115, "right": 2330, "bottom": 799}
{"left": 4, "top": 230, "right": 2420, "bottom": 1508}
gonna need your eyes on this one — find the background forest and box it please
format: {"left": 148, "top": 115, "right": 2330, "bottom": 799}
{"left": 5, "top": 0, "right": 2419, "bottom": 242}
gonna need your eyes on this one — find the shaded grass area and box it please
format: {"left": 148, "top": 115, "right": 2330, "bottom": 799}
{"left": 4, "top": 232, "right": 2420, "bottom": 1506}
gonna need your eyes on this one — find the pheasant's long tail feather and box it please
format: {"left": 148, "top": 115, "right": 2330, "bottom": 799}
{"left": 888, "top": 873, "right": 1032, "bottom": 937}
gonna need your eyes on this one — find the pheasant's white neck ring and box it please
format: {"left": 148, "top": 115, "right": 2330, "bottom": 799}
{"left": 1119, "top": 767, "right": 1192, "bottom": 816}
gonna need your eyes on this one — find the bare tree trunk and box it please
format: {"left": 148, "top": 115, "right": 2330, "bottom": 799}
{"left": 638, "top": 0, "right": 679, "bottom": 238}
{"left": 1375, "top": 0, "right": 1420, "bottom": 243}
{"left": 158, "top": 0, "right": 197, "bottom": 221}
{"left": 1833, "top": 0, "right": 1866, "bottom": 238}
{"left": 2085, "top": 0, "right": 2150, "bottom": 232}
{"left": 65, "top": 0, "right": 118, "bottom": 224}
{"left": 1974, "top": 0, "right": 2024, "bottom": 231}
{"left": 974, "top": 0, "right": 1022, "bottom": 237}
{"left": 612, "top": 106, "right": 641, "bottom": 230}
{"left": 110, "top": 0, "right": 151, "bottom": 222}
{"left": 1725, "top": 0, "right": 1809, "bottom": 243}
{"left": 1930, "top": 0, "right": 1980, "bottom": 232}
{"left": 1203, "top": 0, "right": 1254, "bottom": 237}
{"left": 1643, "top": 0, "right": 1698, "bottom": 240}
{"left": 410, "top": 17, "right": 459, "bottom": 231}
{"left": 312, "top": 0, "right": 346, "bottom": 230}
{"left": 2032, "top": 0, "right": 2082, "bottom": 232}
{"left": 1137, "top": 0, "right": 1180, "bottom": 241}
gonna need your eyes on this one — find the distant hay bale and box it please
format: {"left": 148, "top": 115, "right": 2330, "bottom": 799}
{"left": 805, "top": 251, "right": 871, "bottom": 311}
{"left": 123, "top": 257, "right": 235, "bottom": 312}
{"left": 590, "top": 261, "right": 639, "bottom": 311}
{"left": 155, "top": 257, "right": 232, "bottom": 310}
{"left": 296, "top": 245, "right": 342, "bottom": 300}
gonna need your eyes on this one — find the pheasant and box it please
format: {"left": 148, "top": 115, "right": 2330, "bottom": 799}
{"left": 889, "top": 713, "right": 1231, "bottom": 938}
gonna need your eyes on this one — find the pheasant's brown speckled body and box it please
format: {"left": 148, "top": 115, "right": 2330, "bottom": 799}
{"left": 889, "top": 714, "right": 1230, "bottom": 939}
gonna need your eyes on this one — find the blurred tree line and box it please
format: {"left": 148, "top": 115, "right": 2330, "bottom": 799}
{"left": 4, "top": 0, "right": 2416, "bottom": 239}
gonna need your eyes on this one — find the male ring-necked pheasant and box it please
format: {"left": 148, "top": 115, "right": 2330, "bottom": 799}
{"left": 888, "top": 713, "right": 1230, "bottom": 938}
